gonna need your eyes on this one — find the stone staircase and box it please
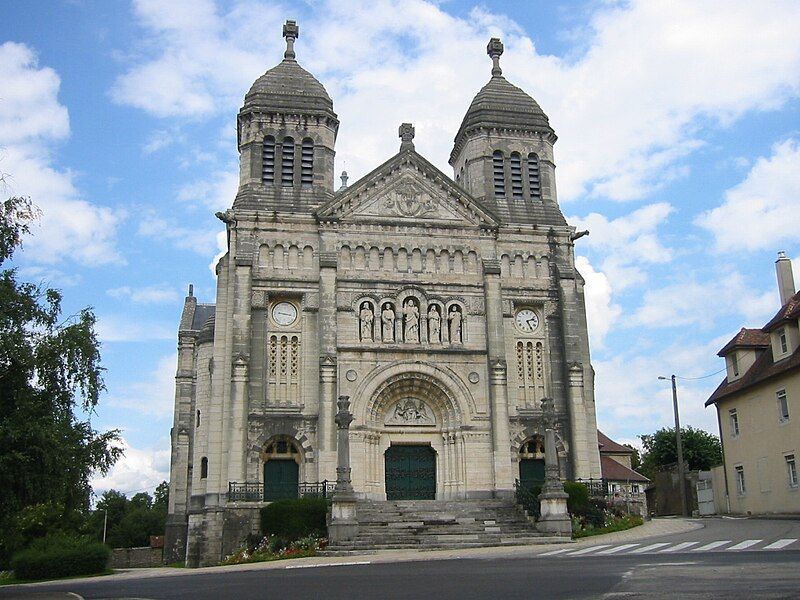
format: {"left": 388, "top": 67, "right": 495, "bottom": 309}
{"left": 321, "top": 499, "right": 569, "bottom": 554}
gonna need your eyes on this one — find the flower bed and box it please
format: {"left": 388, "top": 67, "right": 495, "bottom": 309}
{"left": 222, "top": 534, "right": 325, "bottom": 565}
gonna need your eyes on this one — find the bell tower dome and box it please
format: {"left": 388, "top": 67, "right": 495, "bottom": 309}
{"left": 235, "top": 20, "right": 339, "bottom": 213}
{"left": 450, "top": 38, "right": 564, "bottom": 226}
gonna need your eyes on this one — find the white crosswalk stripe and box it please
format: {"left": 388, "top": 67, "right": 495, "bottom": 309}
{"left": 692, "top": 540, "right": 731, "bottom": 552}
{"left": 595, "top": 544, "right": 640, "bottom": 555}
{"left": 658, "top": 542, "right": 700, "bottom": 553}
{"left": 726, "top": 539, "right": 761, "bottom": 551}
{"left": 566, "top": 544, "right": 612, "bottom": 556}
{"left": 539, "top": 548, "right": 573, "bottom": 556}
{"left": 763, "top": 538, "right": 798, "bottom": 550}
{"left": 628, "top": 543, "right": 672, "bottom": 554}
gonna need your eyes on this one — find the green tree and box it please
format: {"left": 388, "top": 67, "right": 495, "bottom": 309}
{"left": 0, "top": 197, "right": 122, "bottom": 564}
{"left": 639, "top": 426, "right": 722, "bottom": 479}
{"left": 624, "top": 444, "right": 642, "bottom": 472}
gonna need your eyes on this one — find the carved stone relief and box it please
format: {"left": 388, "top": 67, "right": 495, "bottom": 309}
{"left": 384, "top": 398, "right": 435, "bottom": 427}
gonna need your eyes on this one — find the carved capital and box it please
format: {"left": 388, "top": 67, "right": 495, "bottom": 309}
{"left": 319, "top": 252, "right": 338, "bottom": 269}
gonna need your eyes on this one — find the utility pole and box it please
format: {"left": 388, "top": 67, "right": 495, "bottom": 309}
{"left": 102, "top": 508, "right": 108, "bottom": 544}
{"left": 659, "top": 375, "right": 689, "bottom": 517}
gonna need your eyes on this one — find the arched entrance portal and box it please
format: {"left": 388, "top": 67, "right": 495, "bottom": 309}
{"left": 385, "top": 445, "right": 436, "bottom": 500}
{"left": 262, "top": 436, "right": 300, "bottom": 500}
{"left": 518, "top": 436, "right": 546, "bottom": 490}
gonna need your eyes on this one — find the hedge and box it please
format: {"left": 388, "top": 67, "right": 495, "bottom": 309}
{"left": 11, "top": 534, "right": 110, "bottom": 580}
{"left": 260, "top": 498, "right": 327, "bottom": 541}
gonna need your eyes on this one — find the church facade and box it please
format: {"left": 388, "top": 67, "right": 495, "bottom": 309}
{"left": 166, "top": 21, "right": 602, "bottom": 566}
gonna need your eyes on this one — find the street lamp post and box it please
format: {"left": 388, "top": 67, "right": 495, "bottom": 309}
{"left": 659, "top": 374, "right": 689, "bottom": 517}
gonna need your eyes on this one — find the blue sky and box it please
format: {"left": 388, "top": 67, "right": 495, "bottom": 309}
{"left": 2, "top": 0, "right": 798, "bottom": 496}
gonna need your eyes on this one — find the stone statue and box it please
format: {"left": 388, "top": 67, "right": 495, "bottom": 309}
{"left": 381, "top": 303, "right": 395, "bottom": 342}
{"left": 428, "top": 305, "right": 441, "bottom": 343}
{"left": 359, "top": 302, "right": 373, "bottom": 341}
{"left": 449, "top": 306, "right": 462, "bottom": 343}
{"left": 404, "top": 299, "right": 419, "bottom": 343}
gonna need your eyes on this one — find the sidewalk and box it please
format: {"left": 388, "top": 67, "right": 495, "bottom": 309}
{"left": 1, "top": 518, "right": 702, "bottom": 592}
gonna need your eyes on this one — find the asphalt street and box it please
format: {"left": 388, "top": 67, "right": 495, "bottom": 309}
{"left": 2, "top": 517, "right": 799, "bottom": 600}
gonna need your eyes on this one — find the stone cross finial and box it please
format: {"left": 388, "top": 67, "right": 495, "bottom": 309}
{"left": 283, "top": 20, "right": 299, "bottom": 60}
{"left": 487, "top": 37, "right": 503, "bottom": 76}
{"left": 399, "top": 123, "right": 415, "bottom": 151}
{"left": 541, "top": 396, "right": 556, "bottom": 428}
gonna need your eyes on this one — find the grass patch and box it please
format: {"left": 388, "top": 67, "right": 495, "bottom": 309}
{"left": 164, "top": 561, "right": 186, "bottom": 568}
{"left": 0, "top": 569, "right": 113, "bottom": 585}
{"left": 573, "top": 514, "right": 643, "bottom": 539}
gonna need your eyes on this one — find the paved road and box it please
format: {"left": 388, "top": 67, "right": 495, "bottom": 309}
{"left": 2, "top": 518, "right": 798, "bottom": 600}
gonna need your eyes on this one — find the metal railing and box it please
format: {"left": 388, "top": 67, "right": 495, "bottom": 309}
{"left": 574, "top": 478, "right": 610, "bottom": 498}
{"left": 514, "top": 479, "right": 541, "bottom": 520}
{"left": 228, "top": 480, "right": 335, "bottom": 502}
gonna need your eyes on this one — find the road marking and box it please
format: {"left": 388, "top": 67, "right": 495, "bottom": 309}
{"left": 539, "top": 548, "right": 573, "bottom": 556}
{"left": 628, "top": 543, "right": 672, "bottom": 554}
{"left": 285, "top": 561, "right": 371, "bottom": 569}
{"left": 596, "top": 544, "right": 641, "bottom": 555}
{"left": 565, "top": 544, "right": 612, "bottom": 556}
{"left": 658, "top": 542, "right": 700, "bottom": 553}
{"left": 692, "top": 540, "right": 731, "bottom": 552}
{"left": 763, "top": 538, "right": 797, "bottom": 550}
{"left": 726, "top": 539, "right": 761, "bottom": 551}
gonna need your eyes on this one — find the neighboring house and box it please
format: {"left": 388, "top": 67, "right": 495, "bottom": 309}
{"left": 597, "top": 431, "right": 649, "bottom": 497}
{"left": 705, "top": 252, "right": 800, "bottom": 515}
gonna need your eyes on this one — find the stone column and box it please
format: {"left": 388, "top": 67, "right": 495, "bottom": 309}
{"left": 567, "top": 362, "right": 592, "bottom": 479}
{"left": 227, "top": 260, "right": 252, "bottom": 484}
{"left": 483, "top": 259, "right": 514, "bottom": 494}
{"left": 537, "top": 398, "right": 571, "bottom": 536}
{"left": 318, "top": 251, "right": 338, "bottom": 479}
{"left": 329, "top": 396, "right": 359, "bottom": 543}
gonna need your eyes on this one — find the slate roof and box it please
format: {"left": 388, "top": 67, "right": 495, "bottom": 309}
{"left": 600, "top": 456, "right": 649, "bottom": 483}
{"left": 717, "top": 327, "right": 770, "bottom": 357}
{"left": 706, "top": 343, "right": 800, "bottom": 406}
{"left": 763, "top": 290, "right": 800, "bottom": 331}
{"left": 190, "top": 304, "right": 216, "bottom": 331}
{"left": 243, "top": 58, "right": 335, "bottom": 118}
{"left": 597, "top": 430, "right": 633, "bottom": 454}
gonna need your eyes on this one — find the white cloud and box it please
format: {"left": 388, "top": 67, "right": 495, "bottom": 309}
{"left": 96, "top": 314, "right": 175, "bottom": 342}
{"left": 107, "top": 284, "right": 181, "bottom": 304}
{"left": 695, "top": 138, "right": 800, "bottom": 252}
{"left": 91, "top": 436, "right": 170, "bottom": 497}
{"left": 137, "top": 211, "right": 220, "bottom": 255}
{"left": 110, "top": 1, "right": 800, "bottom": 203}
{"left": 0, "top": 42, "right": 124, "bottom": 265}
{"left": 107, "top": 353, "right": 177, "bottom": 418}
{"left": 630, "top": 271, "right": 776, "bottom": 329}
{"left": 209, "top": 230, "right": 228, "bottom": 277}
{"left": 176, "top": 166, "right": 239, "bottom": 211}
{"left": 576, "top": 256, "right": 621, "bottom": 350}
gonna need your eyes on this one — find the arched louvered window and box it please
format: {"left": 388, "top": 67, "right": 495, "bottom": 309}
{"left": 510, "top": 152, "right": 523, "bottom": 197}
{"left": 301, "top": 138, "right": 314, "bottom": 186}
{"left": 492, "top": 150, "right": 506, "bottom": 197}
{"left": 281, "top": 137, "right": 295, "bottom": 186}
{"left": 262, "top": 136, "right": 275, "bottom": 184}
{"left": 527, "top": 153, "right": 541, "bottom": 199}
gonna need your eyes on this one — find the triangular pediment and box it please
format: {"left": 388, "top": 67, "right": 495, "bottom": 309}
{"left": 316, "top": 150, "right": 499, "bottom": 229}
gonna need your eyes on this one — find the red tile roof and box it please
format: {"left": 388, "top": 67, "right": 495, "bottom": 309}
{"left": 763, "top": 290, "right": 800, "bottom": 332}
{"left": 706, "top": 344, "right": 800, "bottom": 405}
{"left": 597, "top": 430, "right": 633, "bottom": 454}
{"left": 717, "top": 327, "right": 770, "bottom": 357}
{"left": 600, "top": 455, "right": 649, "bottom": 482}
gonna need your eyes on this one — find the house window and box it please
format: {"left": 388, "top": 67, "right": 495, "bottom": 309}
{"left": 777, "top": 328, "right": 788, "bottom": 354}
{"left": 200, "top": 457, "right": 208, "bottom": 479}
{"left": 729, "top": 408, "right": 740, "bottom": 436}
{"left": 281, "top": 137, "right": 295, "bottom": 186}
{"left": 492, "top": 151, "right": 505, "bottom": 197}
{"left": 777, "top": 389, "right": 790, "bottom": 422}
{"left": 527, "top": 153, "right": 541, "bottom": 198}
{"left": 631, "top": 484, "right": 640, "bottom": 494}
{"left": 735, "top": 465, "right": 746, "bottom": 495}
{"left": 787, "top": 454, "right": 798, "bottom": 488}
{"left": 730, "top": 353, "right": 739, "bottom": 377}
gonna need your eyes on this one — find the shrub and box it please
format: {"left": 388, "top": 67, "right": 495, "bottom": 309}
{"left": 563, "top": 482, "right": 590, "bottom": 515}
{"left": 260, "top": 498, "right": 327, "bottom": 540}
{"left": 11, "top": 533, "right": 109, "bottom": 580}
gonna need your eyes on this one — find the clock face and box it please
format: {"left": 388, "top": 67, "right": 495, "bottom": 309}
{"left": 515, "top": 308, "right": 539, "bottom": 333}
{"left": 272, "top": 302, "right": 298, "bottom": 326}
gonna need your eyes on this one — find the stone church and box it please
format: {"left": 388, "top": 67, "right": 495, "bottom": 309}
{"left": 166, "top": 21, "right": 602, "bottom": 566}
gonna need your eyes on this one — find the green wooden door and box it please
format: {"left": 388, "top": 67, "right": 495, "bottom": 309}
{"left": 263, "top": 460, "right": 299, "bottom": 501}
{"left": 519, "top": 458, "right": 545, "bottom": 490}
{"left": 385, "top": 445, "right": 436, "bottom": 500}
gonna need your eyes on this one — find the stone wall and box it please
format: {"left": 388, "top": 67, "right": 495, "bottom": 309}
{"left": 110, "top": 547, "right": 163, "bottom": 569}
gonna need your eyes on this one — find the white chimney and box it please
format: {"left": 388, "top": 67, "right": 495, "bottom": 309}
{"left": 775, "top": 251, "right": 796, "bottom": 306}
